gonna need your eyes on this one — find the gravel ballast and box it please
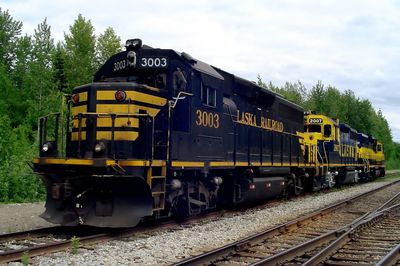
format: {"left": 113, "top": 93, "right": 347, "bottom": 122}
{"left": 0, "top": 203, "right": 52, "bottom": 234}
{"left": 21, "top": 180, "right": 398, "bottom": 266}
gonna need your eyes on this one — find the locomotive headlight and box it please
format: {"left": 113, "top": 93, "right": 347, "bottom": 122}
{"left": 125, "top": 38, "right": 142, "bottom": 51}
{"left": 94, "top": 142, "right": 105, "bottom": 153}
{"left": 42, "top": 142, "right": 51, "bottom": 152}
{"left": 127, "top": 51, "right": 137, "bottom": 67}
{"left": 212, "top": 176, "right": 223, "bottom": 185}
{"left": 42, "top": 143, "right": 49, "bottom": 152}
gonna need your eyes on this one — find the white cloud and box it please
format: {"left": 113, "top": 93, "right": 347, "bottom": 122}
{"left": 1, "top": 0, "right": 400, "bottom": 140}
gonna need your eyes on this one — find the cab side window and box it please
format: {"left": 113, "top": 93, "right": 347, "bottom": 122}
{"left": 201, "top": 82, "right": 216, "bottom": 107}
{"left": 324, "top": 125, "right": 332, "bottom": 137}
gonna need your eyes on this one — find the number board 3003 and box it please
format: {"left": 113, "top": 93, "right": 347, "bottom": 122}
{"left": 139, "top": 57, "right": 168, "bottom": 68}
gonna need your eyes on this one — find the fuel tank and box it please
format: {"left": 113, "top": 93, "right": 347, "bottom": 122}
{"left": 236, "top": 176, "right": 286, "bottom": 204}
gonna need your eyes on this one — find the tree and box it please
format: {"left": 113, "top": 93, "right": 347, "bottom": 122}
{"left": 96, "top": 27, "right": 121, "bottom": 68}
{"left": 257, "top": 75, "right": 307, "bottom": 106}
{"left": 52, "top": 42, "right": 68, "bottom": 92}
{"left": 24, "top": 18, "right": 59, "bottom": 129}
{"left": 64, "top": 14, "right": 96, "bottom": 91}
{"left": 5, "top": 35, "right": 32, "bottom": 128}
{"left": 0, "top": 8, "right": 23, "bottom": 69}
{"left": 307, "top": 81, "right": 325, "bottom": 114}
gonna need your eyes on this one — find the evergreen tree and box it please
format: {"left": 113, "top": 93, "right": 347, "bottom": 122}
{"left": 52, "top": 42, "right": 68, "bottom": 92}
{"left": 24, "top": 18, "right": 59, "bottom": 129}
{"left": 64, "top": 14, "right": 96, "bottom": 91}
{"left": 96, "top": 27, "right": 121, "bottom": 68}
{"left": 0, "top": 8, "right": 23, "bottom": 69}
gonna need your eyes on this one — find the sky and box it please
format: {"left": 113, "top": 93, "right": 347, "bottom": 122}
{"left": 1, "top": 0, "right": 400, "bottom": 141}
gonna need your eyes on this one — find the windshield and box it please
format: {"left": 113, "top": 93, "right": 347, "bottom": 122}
{"left": 129, "top": 73, "right": 167, "bottom": 89}
{"left": 306, "top": 125, "right": 321, "bottom": 133}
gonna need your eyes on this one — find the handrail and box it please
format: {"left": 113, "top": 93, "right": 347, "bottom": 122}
{"left": 37, "top": 112, "right": 62, "bottom": 158}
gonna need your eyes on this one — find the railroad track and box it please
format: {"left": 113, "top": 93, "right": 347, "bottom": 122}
{"left": 0, "top": 207, "right": 240, "bottom": 264}
{"left": 1, "top": 176, "right": 398, "bottom": 264}
{"left": 302, "top": 202, "right": 400, "bottom": 266}
{"left": 0, "top": 225, "right": 141, "bottom": 264}
{"left": 174, "top": 178, "right": 400, "bottom": 266}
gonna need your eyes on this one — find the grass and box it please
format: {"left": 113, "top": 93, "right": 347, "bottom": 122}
{"left": 70, "top": 236, "right": 80, "bottom": 255}
{"left": 21, "top": 251, "right": 29, "bottom": 265}
{"left": 375, "top": 172, "right": 400, "bottom": 182}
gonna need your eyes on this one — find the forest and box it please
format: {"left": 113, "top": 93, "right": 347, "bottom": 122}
{"left": 0, "top": 8, "right": 399, "bottom": 202}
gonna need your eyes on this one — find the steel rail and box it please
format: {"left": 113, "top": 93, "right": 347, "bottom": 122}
{"left": 0, "top": 220, "right": 176, "bottom": 264}
{"left": 0, "top": 226, "right": 61, "bottom": 242}
{"left": 376, "top": 243, "right": 400, "bottom": 266}
{"left": 2, "top": 174, "right": 398, "bottom": 264}
{"left": 0, "top": 230, "right": 126, "bottom": 263}
{"left": 173, "top": 178, "right": 400, "bottom": 266}
{"left": 0, "top": 207, "right": 234, "bottom": 263}
{"left": 302, "top": 202, "right": 400, "bottom": 266}
{"left": 250, "top": 191, "right": 400, "bottom": 266}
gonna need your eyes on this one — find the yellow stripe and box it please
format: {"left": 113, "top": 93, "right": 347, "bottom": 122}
{"left": 171, "top": 161, "right": 205, "bottom": 168}
{"left": 96, "top": 131, "right": 138, "bottom": 141}
{"left": 72, "top": 105, "right": 87, "bottom": 116}
{"left": 209, "top": 161, "right": 307, "bottom": 167}
{"left": 33, "top": 158, "right": 168, "bottom": 168}
{"left": 78, "top": 92, "right": 88, "bottom": 102}
{"left": 33, "top": 158, "right": 115, "bottom": 166}
{"left": 96, "top": 104, "right": 161, "bottom": 117}
{"left": 97, "top": 117, "right": 139, "bottom": 127}
{"left": 96, "top": 90, "right": 167, "bottom": 106}
{"left": 142, "top": 85, "right": 161, "bottom": 92}
{"left": 209, "top": 162, "right": 235, "bottom": 167}
{"left": 117, "top": 160, "right": 163, "bottom": 167}
{"left": 71, "top": 117, "right": 139, "bottom": 128}
{"left": 71, "top": 131, "right": 87, "bottom": 141}
{"left": 72, "top": 118, "right": 87, "bottom": 128}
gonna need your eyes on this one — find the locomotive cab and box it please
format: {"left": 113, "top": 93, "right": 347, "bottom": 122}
{"left": 302, "top": 113, "right": 339, "bottom": 164}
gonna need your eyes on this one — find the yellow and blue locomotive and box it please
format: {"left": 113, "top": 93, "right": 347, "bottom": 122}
{"left": 33, "top": 39, "right": 385, "bottom": 227}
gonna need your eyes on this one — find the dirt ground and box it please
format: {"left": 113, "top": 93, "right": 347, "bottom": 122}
{"left": 0, "top": 202, "right": 53, "bottom": 234}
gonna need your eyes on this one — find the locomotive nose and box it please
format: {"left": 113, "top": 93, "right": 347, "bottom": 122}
{"left": 40, "top": 177, "right": 153, "bottom": 228}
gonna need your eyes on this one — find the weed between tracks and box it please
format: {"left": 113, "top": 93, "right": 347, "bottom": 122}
{"left": 70, "top": 236, "right": 80, "bottom": 254}
{"left": 21, "top": 251, "right": 29, "bottom": 265}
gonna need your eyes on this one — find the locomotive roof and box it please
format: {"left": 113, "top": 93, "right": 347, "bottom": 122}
{"left": 94, "top": 40, "right": 303, "bottom": 112}
{"left": 212, "top": 66, "right": 304, "bottom": 112}
{"left": 178, "top": 51, "right": 224, "bottom": 80}
{"left": 340, "top": 123, "right": 358, "bottom": 134}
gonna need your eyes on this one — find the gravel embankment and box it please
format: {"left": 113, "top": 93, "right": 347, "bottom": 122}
{"left": 0, "top": 203, "right": 53, "bottom": 234}
{"left": 23, "top": 179, "right": 399, "bottom": 266}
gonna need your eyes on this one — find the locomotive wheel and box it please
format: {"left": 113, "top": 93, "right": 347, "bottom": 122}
{"left": 173, "top": 195, "right": 190, "bottom": 220}
{"left": 288, "top": 175, "right": 303, "bottom": 196}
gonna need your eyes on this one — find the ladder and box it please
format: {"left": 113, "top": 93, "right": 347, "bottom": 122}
{"left": 146, "top": 165, "right": 166, "bottom": 211}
